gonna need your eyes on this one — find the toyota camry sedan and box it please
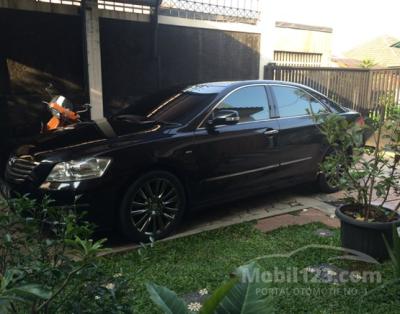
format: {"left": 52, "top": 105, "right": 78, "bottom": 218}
{"left": 1, "top": 81, "right": 361, "bottom": 241}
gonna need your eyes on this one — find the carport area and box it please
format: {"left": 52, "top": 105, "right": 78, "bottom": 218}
{"left": 101, "top": 182, "right": 400, "bottom": 253}
{"left": 0, "top": 0, "right": 262, "bottom": 152}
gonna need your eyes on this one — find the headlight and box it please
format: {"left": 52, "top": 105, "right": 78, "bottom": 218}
{"left": 46, "top": 157, "right": 111, "bottom": 182}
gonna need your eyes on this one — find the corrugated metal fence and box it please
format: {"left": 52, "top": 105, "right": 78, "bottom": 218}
{"left": 264, "top": 64, "right": 400, "bottom": 116}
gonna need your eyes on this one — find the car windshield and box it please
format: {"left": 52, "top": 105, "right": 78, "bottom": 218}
{"left": 115, "top": 88, "right": 217, "bottom": 125}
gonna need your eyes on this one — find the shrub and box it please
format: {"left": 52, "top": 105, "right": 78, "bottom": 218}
{"left": 0, "top": 195, "right": 133, "bottom": 313}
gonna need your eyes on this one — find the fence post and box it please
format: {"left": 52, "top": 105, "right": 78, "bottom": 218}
{"left": 264, "top": 62, "right": 276, "bottom": 80}
{"left": 366, "top": 70, "right": 374, "bottom": 116}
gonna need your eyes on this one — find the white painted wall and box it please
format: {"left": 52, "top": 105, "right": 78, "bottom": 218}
{"left": 257, "top": 1, "right": 276, "bottom": 78}
{"left": 274, "top": 27, "right": 333, "bottom": 66}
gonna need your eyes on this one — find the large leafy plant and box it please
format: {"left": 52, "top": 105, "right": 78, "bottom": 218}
{"left": 146, "top": 262, "right": 274, "bottom": 314}
{"left": 384, "top": 225, "right": 400, "bottom": 279}
{"left": 317, "top": 97, "right": 400, "bottom": 221}
{"left": 0, "top": 195, "right": 132, "bottom": 313}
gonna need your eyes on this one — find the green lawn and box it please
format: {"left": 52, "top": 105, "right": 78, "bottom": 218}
{"left": 101, "top": 223, "right": 400, "bottom": 313}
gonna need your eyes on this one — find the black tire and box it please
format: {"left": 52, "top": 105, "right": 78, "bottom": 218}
{"left": 118, "top": 171, "right": 186, "bottom": 242}
{"left": 317, "top": 150, "right": 342, "bottom": 193}
{"left": 317, "top": 172, "right": 340, "bottom": 193}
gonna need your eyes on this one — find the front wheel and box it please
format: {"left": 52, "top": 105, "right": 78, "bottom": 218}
{"left": 118, "top": 171, "right": 186, "bottom": 242}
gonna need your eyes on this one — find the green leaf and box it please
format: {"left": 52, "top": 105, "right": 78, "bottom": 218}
{"left": 199, "top": 278, "right": 238, "bottom": 314}
{"left": 146, "top": 282, "right": 188, "bottom": 314}
{"left": 384, "top": 225, "right": 400, "bottom": 278}
{"left": 4, "top": 233, "right": 12, "bottom": 243}
{"left": 8, "top": 284, "right": 51, "bottom": 301}
{"left": 215, "top": 262, "right": 274, "bottom": 314}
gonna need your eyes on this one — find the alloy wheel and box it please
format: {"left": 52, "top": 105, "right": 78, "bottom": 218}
{"left": 129, "top": 178, "right": 181, "bottom": 236}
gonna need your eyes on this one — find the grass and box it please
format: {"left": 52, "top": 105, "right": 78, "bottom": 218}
{"left": 101, "top": 222, "right": 400, "bottom": 313}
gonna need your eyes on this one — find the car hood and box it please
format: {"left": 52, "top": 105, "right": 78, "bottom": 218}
{"left": 15, "top": 118, "right": 167, "bottom": 161}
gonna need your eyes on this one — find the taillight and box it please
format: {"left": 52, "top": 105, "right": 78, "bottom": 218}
{"left": 356, "top": 116, "right": 365, "bottom": 126}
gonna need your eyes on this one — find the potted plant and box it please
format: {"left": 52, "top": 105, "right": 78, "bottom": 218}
{"left": 317, "top": 98, "right": 400, "bottom": 260}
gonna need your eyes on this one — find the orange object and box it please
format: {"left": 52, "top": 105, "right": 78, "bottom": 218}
{"left": 46, "top": 116, "right": 61, "bottom": 130}
{"left": 49, "top": 102, "right": 79, "bottom": 121}
{"left": 46, "top": 102, "right": 80, "bottom": 131}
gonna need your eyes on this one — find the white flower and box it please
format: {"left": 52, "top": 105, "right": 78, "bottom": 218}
{"left": 304, "top": 267, "right": 316, "bottom": 273}
{"left": 326, "top": 269, "right": 337, "bottom": 276}
{"left": 113, "top": 273, "right": 123, "bottom": 278}
{"left": 199, "top": 288, "right": 208, "bottom": 296}
{"left": 187, "top": 302, "right": 202, "bottom": 312}
{"left": 352, "top": 272, "right": 362, "bottom": 280}
{"left": 329, "top": 214, "right": 335, "bottom": 219}
{"left": 103, "top": 283, "right": 115, "bottom": 290}
{"left": 95, "top": 295, "right": 100, "bottom": 300}
{"left": 302, "top": 208, "right": 308, "bottom": 212}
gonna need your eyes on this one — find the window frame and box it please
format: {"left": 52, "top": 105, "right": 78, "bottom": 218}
{"left": 268, "top": 84, "right": 331, "bottom": 119}
{"left": 197, "top": 84, "right": 273, "bottom": 129}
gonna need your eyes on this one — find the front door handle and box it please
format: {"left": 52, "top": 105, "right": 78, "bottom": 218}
{"left": 264, "top": 129, "right": 279, "bottom": 136}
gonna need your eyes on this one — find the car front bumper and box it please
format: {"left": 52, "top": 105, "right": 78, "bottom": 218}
{"left": 0, "top": 178, "right": 121, "bottom": 230}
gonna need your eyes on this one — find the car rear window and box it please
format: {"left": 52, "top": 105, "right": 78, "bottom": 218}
{"left": 271, "top": 86, "right": 328, "bottom": 117}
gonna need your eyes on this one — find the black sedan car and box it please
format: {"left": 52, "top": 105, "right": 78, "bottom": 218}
{"left": 2, "top": 81, "right": 361, "bottom": 241}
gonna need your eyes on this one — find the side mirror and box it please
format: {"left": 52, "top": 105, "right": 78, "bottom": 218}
{"left": 208, "top": 110, "right": 240, "bottom": 127}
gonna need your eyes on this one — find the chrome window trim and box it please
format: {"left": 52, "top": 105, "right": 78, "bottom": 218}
{"left": 196, "top": 83, "right": 271, "bottom": 130}
{"left": 196, "top": 82, "right": 331, "bottom": 130}
{"left": 196, "top": 114, "right": 316, "bottom": 132}
{"left": 196, "top": 118, "right": 274, "bottom": 131}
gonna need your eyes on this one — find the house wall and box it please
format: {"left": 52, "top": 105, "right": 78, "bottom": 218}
{"left": 0, "top": 8, "right": 260, "bottom": 126}
{"left": 100, "top": 19, "right": 260, "bottom": 115}
{"left": 273, "top": 22, "right": 332, "bottom": 66}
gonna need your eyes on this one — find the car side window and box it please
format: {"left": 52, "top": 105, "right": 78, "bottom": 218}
{"left": 214, "top": 86, "right": 270, "bottom": 123}
{"left": 271, "top": 86, "right": 327, "bottom": 117}
{"left": 308, "top": 91, "right": 343, "bottom": 113}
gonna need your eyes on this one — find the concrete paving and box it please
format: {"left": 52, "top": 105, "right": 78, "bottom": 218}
{"left": 2, "top": 182, "right": 397, "bottom": 256}
{"left": 103, "top": 182, "right": 399, "bottom": 255}
{"left": 255, "top": 208, "right": 339, "bottom": 233}
{"left": 101, "top": 185, "right": 339, "bottom": 255}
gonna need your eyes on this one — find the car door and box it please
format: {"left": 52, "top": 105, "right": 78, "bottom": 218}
{"left": 189, "top": 85, "right": 281, "bottom": 204}
{"left": 269, "top": 84, "right": 328, "bottom": 180}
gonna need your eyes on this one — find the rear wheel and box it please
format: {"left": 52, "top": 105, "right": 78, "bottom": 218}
{"left": 317, "top": 150, "right": 346, "bottom": 193}
{"left": 118, "top": 171, "right": 186, "bottom": 242}
{"left": 317, "top": 171, "right": 340, "bottom": 193}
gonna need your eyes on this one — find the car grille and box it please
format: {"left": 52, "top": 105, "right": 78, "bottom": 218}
{"left": 5, "top": 156, "right": 39, "bottom": 184}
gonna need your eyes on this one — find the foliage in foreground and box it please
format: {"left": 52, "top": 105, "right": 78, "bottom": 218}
{"left": 103, "top": 222, "right": 400, "bottom": 314}
{"left": 146, "top": 262, "right": 274, "bottom": 314}
{"left": 317, "top": 99, "right": 400, "bottom": 220}
{"left": 0, "top": 196, "right": 133, "bottom": 313}
{"left": 384, "top": 225, "right": 400, "bottom": 279}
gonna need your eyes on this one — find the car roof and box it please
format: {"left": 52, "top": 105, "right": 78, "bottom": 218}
{"left": 184, "top": 80, "right": 316, "bottom": 95}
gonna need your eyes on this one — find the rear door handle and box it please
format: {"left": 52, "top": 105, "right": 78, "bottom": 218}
{"left": 264, "top": 129, "right": 279, "bottom": 135}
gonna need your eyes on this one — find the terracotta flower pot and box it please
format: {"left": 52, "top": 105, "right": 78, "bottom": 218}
{"left": 336, "top": 204, "right": 400, "bottom": 261}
